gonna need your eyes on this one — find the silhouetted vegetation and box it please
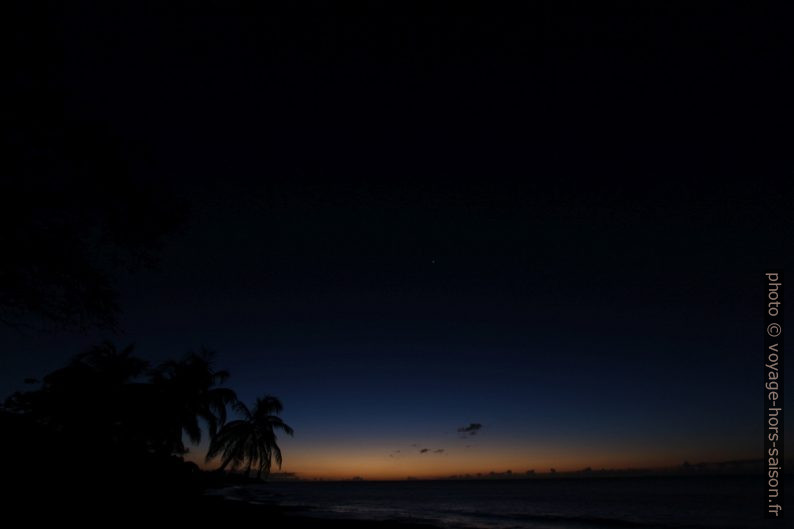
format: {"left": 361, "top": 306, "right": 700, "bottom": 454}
{"left": 207, "top": 396, "right": 295, "bottom": 479}
{"left": 5, "top": 4, "right": 185, "bottom": 333}
{"left": 0, "top": 342, "right": 292, "bottom": 514}
{"left": 0, "top": 174, "right": 185, "bottom": 332}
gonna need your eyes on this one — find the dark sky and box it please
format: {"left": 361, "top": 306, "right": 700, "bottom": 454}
{"left": 3, "top": 4, "right": 792, "bottom": 478}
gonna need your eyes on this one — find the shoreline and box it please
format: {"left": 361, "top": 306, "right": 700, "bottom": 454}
{"left": 196, "top": 495, "right": 441, "bottom": 529}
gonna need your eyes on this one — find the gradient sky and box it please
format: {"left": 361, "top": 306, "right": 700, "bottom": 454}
{"left": 2, "top": 7, "right": 791, "bottom": 480}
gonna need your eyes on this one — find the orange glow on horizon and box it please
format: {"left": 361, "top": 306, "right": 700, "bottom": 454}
{"left": 185, "top": 439, "right": 755, "bottom": 481}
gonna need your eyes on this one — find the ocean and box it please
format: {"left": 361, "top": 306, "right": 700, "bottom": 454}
{"left": 213, "top": 476, "right": 789, "bottom": 529}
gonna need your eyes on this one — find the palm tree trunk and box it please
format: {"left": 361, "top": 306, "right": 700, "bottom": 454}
{"left": 246, "top": 460, "right": 252, "bottom": 478}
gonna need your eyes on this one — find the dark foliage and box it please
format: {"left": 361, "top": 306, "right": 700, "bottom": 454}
{"left": 4, "top": 15, "right": 185, "bottom": 332}
{"left": 207, "top": 396, "right": 295, "bottom": 479}
{"left": 0, "top": 343, "right": 292, "bottom": 516}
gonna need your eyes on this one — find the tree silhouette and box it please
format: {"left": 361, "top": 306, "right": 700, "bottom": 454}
{"left": 149, "top": 349, "right": 239, "bottom": 454}
{"left": 1, "top": 342, "right": 293, "bottom": 505}
{"left": 2, "top": 344, "right": 246, "bottom": 460}
{"left": 3, "top": 342, "right": 149, "bottom": 445}
{"left": 207, "top": 396, "right": 294, "bottom": 479}
{"left": 0, "top": 174, "right": 185, "bottom": 333}
{"left": 4, "top": 17, "right": 185, "bottom": 334}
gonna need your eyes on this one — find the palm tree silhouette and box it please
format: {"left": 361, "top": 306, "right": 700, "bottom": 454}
{"left": 206, "top": 395, "right": 294, "bottom": 479}
{"left": 150, "top": 349, "right": 239, "bottom": 454}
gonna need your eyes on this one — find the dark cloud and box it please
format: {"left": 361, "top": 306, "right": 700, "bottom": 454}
{"left": 419, "top": 448, "right": 429, "bottom": 453}
{"left": 457, "top": 423, "right": 482, "bottom": 437}
{"left": 434, "top": 449, "right": 444, "bottom": 453}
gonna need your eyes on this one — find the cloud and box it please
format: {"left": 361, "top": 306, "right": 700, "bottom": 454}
{"left": 419, "top": 448, "right": 430, "bottom": 453}
{"left": 434, "top": 449, "right": 444, "bottom": 453}
{"left": 457, "top": 423, "right": 483, "bottom": 437}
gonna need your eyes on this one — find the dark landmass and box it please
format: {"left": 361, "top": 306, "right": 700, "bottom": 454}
{"left": 247, "top": 459, "right": 794, "bottom": 482}
{"left": 8, "top": 484, "right": 440, "bottom": 528}
{"left": 439, "top": 459, "right": 786, "bottom": 481}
